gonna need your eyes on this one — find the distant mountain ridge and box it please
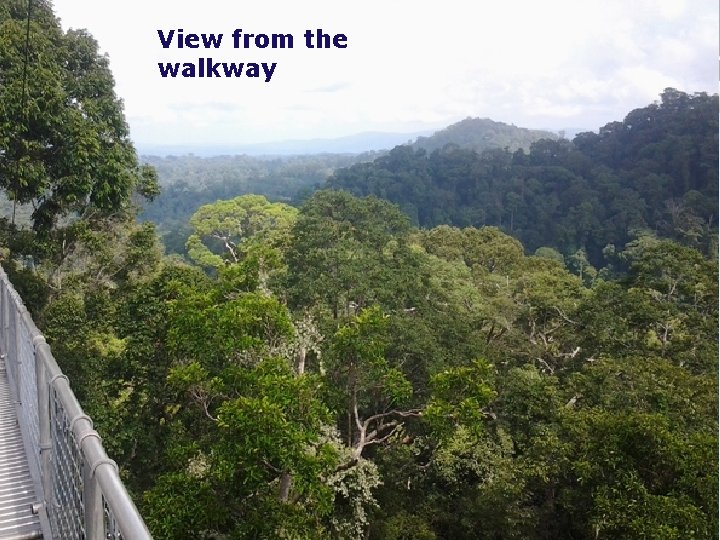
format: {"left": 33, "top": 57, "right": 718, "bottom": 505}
{"left": 413, "top": 117, "right": 557, "bottom": 154}
{"left": 327, "top": 89, "right": 718, "bottom": 266}
{"left": 138, "top": 130, "right": 435, "bottom": 157}
{"left": 137, "top": 119, "right": 564, "bottom": 158}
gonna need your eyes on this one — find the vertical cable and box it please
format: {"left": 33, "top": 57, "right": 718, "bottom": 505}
{"left": 12, "top": 0, "right": 33, "bottom": 225}
{"left": 19, "top": 0, "right": 32, "bottom": 122}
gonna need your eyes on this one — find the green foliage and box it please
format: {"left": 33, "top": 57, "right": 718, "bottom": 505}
{"left": 31, "top": 188, "right": 715, "bottom": 540}
{"left": 329, "top": 89, "right": 718, "bottom": 264}
{"left": 143, "top": 473, "right": 227, "bottom": 540}
{"left": 2, "top": 258, "right": 48, "bottom": 315}
{"left": 139, "top": 152, "right": 375, "bottom": 255}
{"left": 534, "top": 246, "right": 565, "bottom": 264}
{"left": 115, "top": 261, "right": 341, "bottom": 538}
{"left": 330, "top": 305, "right": 413, "bottom": 407}
{"left": 155, "top": 353, "right": 341, "bottom": 537}
{"left": 186, "top": 194, "right": 298, "bottom": 270}
{"left": 425, "top": 359, "right": 496, "bottom": 437}
{"left": 557, "top": 409, "right": 716, "bottom": 539}
{"left": 326, "top": 454, "right": 382, "bottom": 539}
{"left": 167, "top": 288, "right": 293, "bottom": 369}
{"left": 381, "top": 512, "right": 437, "bottom": 540}
{"left": 9, "top": 7, "right": 710, "bottom": 540}
{"left": 286, "top": 190, "right": 426, "bottom": 317}
{"left": 578, "top": 239, "right": 718, "bottom": 371}
{"left": 418, "top": 225, "right": 524, "bottom": 274}
{"left": 0, "top": 1, "right": 157, "bottom": 230}
{"left": 495, "top": 365, "right": 562, "bottom": 447}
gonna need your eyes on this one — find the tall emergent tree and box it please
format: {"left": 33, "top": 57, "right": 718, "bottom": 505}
{"left": 0, "top": 0, "right": 158, "bottom": 231}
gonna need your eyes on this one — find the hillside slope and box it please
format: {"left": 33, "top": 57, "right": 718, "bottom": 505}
{"left": 328, "top": 89, "right": 718, "bottom": 265}
{"left": 413, "top": 117, "right": 557, "bottom": 153}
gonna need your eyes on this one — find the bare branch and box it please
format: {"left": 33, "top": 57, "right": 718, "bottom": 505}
{"left": 535, "top": 357, "right": 554, "bottom": 374}
{"left": 262, "top": 459, "right": 283, "bottom": 474}
{"left": 352, "top": 387, "right": 363, "bottom": 432}
{"left": 189, "top": 387, "right": 218, "bottom": 422}
{"left": 554, "top": 305, "right": 578, "bottom": 325}
{"left": 210, "top": 233, "right": 239, "bottom": 262}
{"left": 365, "top": 420, "right": 400, "bottom": 442}
{"left": 558, "top": 346, "right": 581, "bottom": 359}
{"left": 364, "top": 424, "right": 403, "bottom": 447}
{"left": 565, "top": 394, "right": 582, "bottom": 408}
{"left": 362, "top": 408, "right": 423, "bottom": 430}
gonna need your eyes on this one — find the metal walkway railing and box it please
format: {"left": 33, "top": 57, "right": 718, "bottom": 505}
{"left": 0, "top": 265, "right": 152, "bottom": 539}
{"left": 0, "top": 356, "right": 43, "bottom": 539}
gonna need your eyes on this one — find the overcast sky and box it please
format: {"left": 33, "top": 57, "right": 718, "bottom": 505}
{"left": 50, "top": 0, "right": 718, "bottom": 147}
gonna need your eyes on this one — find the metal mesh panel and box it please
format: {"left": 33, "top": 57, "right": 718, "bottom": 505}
{"left": 0, "top": 265, "right": 151, "bottom": 540}
{"left": 4, "top": 306, "right": 17, "bottom": 397}
{"left": 50, "top": 384, "right": 85, "bottom": 539}
{"left": 104, "top": 495, "right": 124, "bottom": 540}
{"left": 17, "top": 314, "right": 40, "bottom": 472}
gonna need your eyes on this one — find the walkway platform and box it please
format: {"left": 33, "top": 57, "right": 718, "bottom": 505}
{"left": 0, "top": 357, "right": 42, "bottom": 540}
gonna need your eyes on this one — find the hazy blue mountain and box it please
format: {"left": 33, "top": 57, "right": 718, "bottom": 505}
{"left": 138, "top": 130, "right": 435, "bottom": 157}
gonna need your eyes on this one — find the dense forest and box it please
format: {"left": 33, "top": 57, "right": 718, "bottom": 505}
{"left": 328, "top": 89, "right": 718, "bottom": 267}
{"left": 139, "top": 91, "right": 718, "bottom": 271}
{"left": 0, "top": 2, "right": 718, "bottom": 539}
{"left": 139, "top": 153, "right": 380, "bottom": 253}
{"left": 138, "top": 118, "right": 557, "bottom": 258}
{"left": 24, "top": 192, "right": 720, "bottom": 539}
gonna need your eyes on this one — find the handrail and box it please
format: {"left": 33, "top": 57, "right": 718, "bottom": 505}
{"left": 0, "top": 264, "right": 152, "bottom": 540}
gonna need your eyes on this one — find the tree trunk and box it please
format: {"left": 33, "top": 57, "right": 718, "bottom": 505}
{"left": 295, "top": 346, "right": 306, "bottom": 375}
{"left": 279, "top": 346, "right": 307, "bottom": 502}
{"left": 279, "top": 472, "right": 292, "bottom": 502}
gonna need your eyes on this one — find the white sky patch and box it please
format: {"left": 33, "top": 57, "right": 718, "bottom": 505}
{"left": 50, "top": 0, "right": 718, "bottom": 147}
{"left": 655, "top": 0, "right": 689, "bottom": 20}
{"left": 615, "top": 67, "right": 680, "bottom": 97}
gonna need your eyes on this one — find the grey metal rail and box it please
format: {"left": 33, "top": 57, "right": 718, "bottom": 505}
{"left": 0, "top": 354, "right": 43, "bottom": 539}
{"left": 0, "top": 265, "right": 152, "bottom": 540}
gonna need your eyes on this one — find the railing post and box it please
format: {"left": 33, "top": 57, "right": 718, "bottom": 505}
{"left": 9, "top": 303, "right": 20, "bottom": 406}
{"left": 35, "top": 338, "right": 53, "bottom": 522}
{"left": 84, "top": 455, "right": 105, "bottom": 540}
{"left": 0, "top": 284, "right": 6, "bottom": 354}
{"left": 15, "top": 305, "right": 22, "bottom": 406}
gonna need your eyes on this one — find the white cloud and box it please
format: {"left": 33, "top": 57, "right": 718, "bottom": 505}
{"left": 51, "top": 0, "right": 718, "bottom": 145}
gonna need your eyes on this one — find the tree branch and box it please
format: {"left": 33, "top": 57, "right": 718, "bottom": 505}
{"left": 364, "top": 424, "right": 403, "bottom": 447}
{"left": 553, "top": 305, "right": 578, "bottom": 325}
{"left": 362, "top": 408, "right": 423, "bottom": 430}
